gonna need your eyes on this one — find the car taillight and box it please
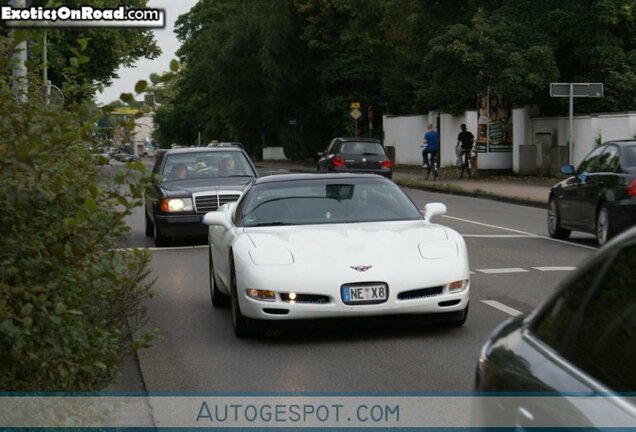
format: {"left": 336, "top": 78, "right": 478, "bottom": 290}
{"left": 381, "top": 159, "right": 392, "bottom": 169}
{"left": 628, "top": 178, "right": 636, "bottom": 196}
{"left": 332, "top": 156, "right": 346, "bottom": 167}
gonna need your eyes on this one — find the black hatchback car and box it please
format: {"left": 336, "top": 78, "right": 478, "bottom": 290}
{"left": 145, "top": 147, "right": 257, "bottom": 246}
{"left": 474, "top": 226, "right": 636, "bottom": 427}
{"left": 548, "top": 140, "right": 636, "bottom": 245}
{"left": 317, "top": 137, "right": 392, "bottom": 179}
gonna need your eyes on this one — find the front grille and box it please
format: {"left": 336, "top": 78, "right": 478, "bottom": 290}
{"left": 194, "top": 194, "right": 240, "bottom": 213}
{"left": 280, "top": 293, "right": 330, "bottom": 304}
{"left": 397, "top": 286, "right": 444, "bottom": 300}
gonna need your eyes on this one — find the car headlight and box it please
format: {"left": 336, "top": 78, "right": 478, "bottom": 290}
{"left": 246, "top": 289, "right": 276, "bottom": 301}
{"left": 448, "top": 279, "right": 469, "bottom": 293}
{"left": 160, "top": 198, "right": 193, "bottom": 212}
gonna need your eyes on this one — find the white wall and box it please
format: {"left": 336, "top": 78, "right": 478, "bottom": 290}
{"left": 382, "top": 115, "right": 428, "bottom": 165}
{"left": 383, "top": 111, "right": 479, "bottom": 167}
{"left": 385, "top": 109, "right": 636, "bottom": 170}
{"left": 262, "top": 147, "right": 288, "bottom": 160}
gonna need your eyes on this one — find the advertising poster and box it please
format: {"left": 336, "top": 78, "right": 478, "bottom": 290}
{"left": 477, "top": 90, "right": 513, "bottom": 153}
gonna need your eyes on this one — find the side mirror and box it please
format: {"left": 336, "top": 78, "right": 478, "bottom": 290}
{"left": 560, "top": 165, "right": 575, "bottom": 176}
{"left": 423, "top": 203, "right": 447, "bottom": 221}
{"left": 202, "top": 211, "right": 231, "bottom": 230}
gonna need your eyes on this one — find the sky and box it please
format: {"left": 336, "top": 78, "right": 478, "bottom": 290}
{"left": 95, "top": 0, "right": 198, "bottom": 105}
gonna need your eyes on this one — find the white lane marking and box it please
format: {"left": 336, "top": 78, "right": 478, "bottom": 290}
{"left": 533, "top": 266, "right": 576, "bottom": 272}
{"left": 114, "top": 245, "right": 207, "bottom": 252}
{"left": 440, "top": 214, "right": 598, "bottom": 251}
{"left": 462, "top": 234, "right": 532, "bottom": 238}
{"left": 482, "top": 300, "right": 523, "bottom": 317}
{"left": 477, "top": 268, "right": 529, "bottom": 274}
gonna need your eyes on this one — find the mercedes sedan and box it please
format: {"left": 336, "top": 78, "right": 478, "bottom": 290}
{"left": 145, "top": 147, "right": 258, "bottom": 246}
{"left": 204, "top": 173, "right": 470, "bottom": 337}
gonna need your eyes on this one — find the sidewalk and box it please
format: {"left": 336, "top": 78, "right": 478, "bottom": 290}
{"left": 256, "top": 161, "right": 555, "bottom": 208}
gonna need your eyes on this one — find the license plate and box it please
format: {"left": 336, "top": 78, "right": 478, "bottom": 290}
{"left": 342, "top": 283, "right": 388, "bottom": 305}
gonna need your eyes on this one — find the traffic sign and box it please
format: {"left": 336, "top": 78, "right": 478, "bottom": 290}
{"left": 350, "top": 102, "right": 360, "bottom": 109}
{"left": 550, "top": 83, "right": 603, "bottom": 98}
{"left": 350, "top": 108, "right": 362, "bottom": 120}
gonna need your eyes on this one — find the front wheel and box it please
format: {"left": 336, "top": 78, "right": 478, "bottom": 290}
{"left": 229, "top": 255, "right": 255, "bottom": 338}
{"left": 547, "top": 198, "right": 571, "bottom": 239}
{"left": 596, "top": 204, "right": 614, "bottom": 246}
{"left": 209, "top": 247, "right": 229, "bottom": 308}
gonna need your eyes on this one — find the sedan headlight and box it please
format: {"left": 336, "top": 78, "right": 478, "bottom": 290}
{"left": 160, "top": 198, "right": 193, "bottom": 212}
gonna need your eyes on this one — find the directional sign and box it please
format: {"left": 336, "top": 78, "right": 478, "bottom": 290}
{"left": 350, "top": 108, "right": 362, "bottom": 120}
{"left": 350, "top": 102, "right": 361, "bottom": 109}
{"left": 550, "top": 83, "right": 603, "bottom": 98}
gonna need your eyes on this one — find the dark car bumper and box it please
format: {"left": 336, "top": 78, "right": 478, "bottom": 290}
{"left": 154, "top": 213, "right": 207, "bottom": 238}
{"left": 329, "top": 167, "right": 393, "bottom": 179}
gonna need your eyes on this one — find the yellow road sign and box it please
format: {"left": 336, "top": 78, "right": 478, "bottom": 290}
{"left": 350, "top": 102, "right": 360, "bottom": 109}
{"left": 350, "top": 108, "right": 362, "bottom": 120}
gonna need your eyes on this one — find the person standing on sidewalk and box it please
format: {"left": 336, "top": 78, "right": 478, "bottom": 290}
{"left": 456, "top": 123, "right": 475, "bottom": 179}
{"left": 421, "top": 123, "right": 440, "bottom": 178}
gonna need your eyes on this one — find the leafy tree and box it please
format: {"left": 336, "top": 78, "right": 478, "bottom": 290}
{"left": 3, "top": 0, "right": 161, "bottom": 104}
{"left": 0, "top": 35, "right": 156, "bottom": 390}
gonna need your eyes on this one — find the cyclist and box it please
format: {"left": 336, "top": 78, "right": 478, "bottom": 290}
{"left": 456, "top": 123, "right": 474, "bottom": 179}
{"left": 421, "top": 123, "right": 439, "bottom": 180}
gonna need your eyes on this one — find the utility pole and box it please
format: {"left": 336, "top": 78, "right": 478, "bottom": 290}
{"left": 43, "top": 30, "right": 50, "bottom": 104}
{"left": 11, "top": 0, "right": 28, "bottom": 102}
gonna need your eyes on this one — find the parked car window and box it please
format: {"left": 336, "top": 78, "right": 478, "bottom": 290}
{"left": 621, "top": 145, "right": 636, "bottom": 167}
{"left": 532, "top": 260, "right": 604, "bottom": 356}
{"left": 340, "top": 142, "right": 385, "bottom": 155}
{"left": 577, "top": 146, "right": 605, "bottom": 174}
{"left": 596, "top": 145, "right": 620, "bottom": 173}
{"left": 329, "top": 141, "right": 341, "bottom": 155}
{"left": 533, "top": 246, "right": 636, "bottom": 391}
{"left": 565, "top": 244, "right": 636, "bottom": 391}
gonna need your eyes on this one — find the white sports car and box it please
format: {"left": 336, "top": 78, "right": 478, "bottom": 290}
{"left": 204, "top": 173, "right": 470, "bottom": 337}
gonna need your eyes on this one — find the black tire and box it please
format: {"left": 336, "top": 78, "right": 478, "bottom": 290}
{"left": 145, "top": 213, "right": 153, "bottom": 238}
{"left": 153, "top": 220, "right": 170, "bottom": 247}
{"left": 229, "top": 254, "right": 254, "bottom": 338}
{"left": 547, "top": 198, "right": 571, "bottom": 239}
{"left": 441, "top": 302, "right": 469, "bottom": 328}
{"left": 596, "top": 203, "right": 614, "bottom": 246}
{"left": 209, "top": 247, "right": 229, "bottom": 308}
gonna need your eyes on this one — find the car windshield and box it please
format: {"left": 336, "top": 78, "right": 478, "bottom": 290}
{"left": 238, "top": 178, "right": 422, "bottom": 227}
{"left": 340, "top": 142, "right": 385, "bottom": 155}
{"left": 162, "top": 151, "right": 254, "bottom": 180}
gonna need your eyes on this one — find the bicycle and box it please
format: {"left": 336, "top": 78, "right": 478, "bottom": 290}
{"left": 423, "top": 150, "right": 439, "bottom": 180}
{"left": 457, "top": 147, "right": 472, "bottom": 179}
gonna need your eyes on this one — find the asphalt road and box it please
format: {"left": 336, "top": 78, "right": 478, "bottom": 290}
{"left": 116, "top": 163, "right": 597, "bottom": 392}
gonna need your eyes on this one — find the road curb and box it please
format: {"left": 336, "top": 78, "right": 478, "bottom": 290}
{"left": 394, "top": 179, "right": 548, "bottom": 209}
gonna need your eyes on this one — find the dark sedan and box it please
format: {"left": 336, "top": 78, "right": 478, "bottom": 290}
{"left": 548, "top": 140, "right": 636, "bottom": 245}
{"left": 145, "top": 147, "right": 257, "bottom": 246}
{"left": 317, "top": 137, "right": 392, "bottom": 179}
{"left": 474, "top": 226, "right": 636, "bottom": 427}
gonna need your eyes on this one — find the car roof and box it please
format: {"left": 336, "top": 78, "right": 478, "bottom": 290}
{"left": 604, "top": 140, "right": 636, "bottom": 146}
{"left": 333, "top": 137, "right": 382, "bottom": 143}
{"left": 164, "top": 147, "right": 245, "bottom": 155}
{"left": 253, "top": 173, "right": 387, "bottom": 185}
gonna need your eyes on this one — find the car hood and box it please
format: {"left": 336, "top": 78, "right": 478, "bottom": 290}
{"left": 244, "top": 220, "right": 454, "bottom": 263}
{"left": 161, "top": 177, "right": 253, "bottom": 194}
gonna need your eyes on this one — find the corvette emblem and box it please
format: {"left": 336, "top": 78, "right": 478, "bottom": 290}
{"left": 350, "top": 265, "right": 373, "bottom": 272}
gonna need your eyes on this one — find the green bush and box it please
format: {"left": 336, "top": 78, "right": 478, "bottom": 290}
{"left": 0, "top": 38, "right": 156, "bottom": 391}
